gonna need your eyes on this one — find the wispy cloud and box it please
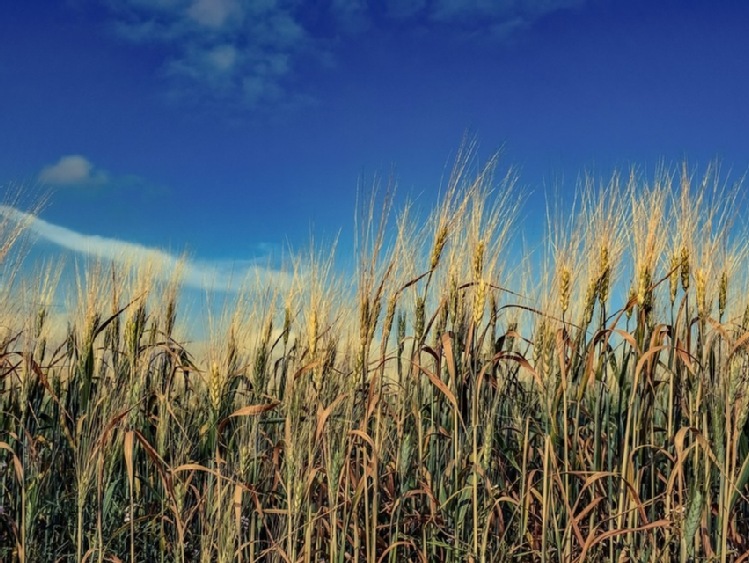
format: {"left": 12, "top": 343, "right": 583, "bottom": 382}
{"left": 37, "top": 155, "right": 168, "bottom": 198}
{"left": 186, "top": 0, "right": 242, "bottom": 29}
{"left": 38, "top": 155, "right": 108, "bottom": 186}
{"left": 103, "top": 0, "right": 585, "bottom": 112}
{"left": 0, "top": 205, "right": 293, "bottom": 292}
{"left": 427, "top": 0, "right": 586, "bottom": 39}
{"left": 108, "top": 0, "right": 312, "bottom": 110}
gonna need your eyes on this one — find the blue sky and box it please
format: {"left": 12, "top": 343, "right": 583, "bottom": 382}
{"left": 1, "top": 0, "right": 748, "bottom": 288}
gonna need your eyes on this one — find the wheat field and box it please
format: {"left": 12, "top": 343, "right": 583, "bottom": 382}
{"left": 2, "top": 145, "right": 749, "bottom": 562}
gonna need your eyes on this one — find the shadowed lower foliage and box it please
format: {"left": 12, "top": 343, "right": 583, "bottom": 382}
{"left": 2, "top": 148, "right": 749, "bottom": 562}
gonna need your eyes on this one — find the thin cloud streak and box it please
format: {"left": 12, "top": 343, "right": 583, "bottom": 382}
{"left": 0, "top": 205, "right": 294, "bottom": 292}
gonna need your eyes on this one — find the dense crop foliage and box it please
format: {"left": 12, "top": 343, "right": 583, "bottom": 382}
{"left": 2, "top": 147, "right": 749, "bottom": 561}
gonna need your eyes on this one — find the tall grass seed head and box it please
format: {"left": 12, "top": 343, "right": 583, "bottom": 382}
{"left": 430, "top": 225, "right": 449, "bottom": 270}
{"left": 473, "top": 278, "right": 486, "bottom": 325}
{"left": 35, "top": 306, "right": 46, "bottom": 337}
{"left": 449, "top": 274, "right": 459, "bottom": 325}
{"left": 473, "top": 240, "right": 485, "bottom": 280}
{"left": 209, "top": 361, "right": 222, "bottom": 411}
{"left": 598, "top": 244, "right": 610, "bottom": 304}
{"left": 382, "top": 294, "right": 397, "bottom": 346}
{"left": 321, "top": 338, "right": 337, "bottom": 384}
{"left": 489, "top": 290, "right": 498, "bottom": 326}
{"left": 626, "top": 286, "right": 637, "bottom": 319}
{"left": 669, "top": 252, "right": 680, "bottom": 303}
{"left": 164, "top": 297, "right": 176, "bottom": 336}
{"left": 308, "top": 310, "right": 318, "bottom": 358}
{"left": 637, "top": 265, "right": 652, "bottom": 310}
{"left": 533, "top": 321, "right": 546, "bottom": 371}
{"left": 264, "top": 317, "right": 273, "bottom": 347}
{"left": 559, "top": 266, "right": 571, "bottom": 314}
{"left": 719, "top": 270, "right": 728, "bottom": 318}
{"left": 583, "top": 279, "right": 596, "bottom": 325}
{"left": 240, "top": 444, "right": 253, "bottom": 476}
{"left": 367, "top": 297, "right": 381, "bottom": 347}
{"left": 397, "top": 311, "right": 406, "bottom": 351}
{"left": 696, "top": 268, "right": 707, "bottom": 317}
{"left": 283, "top": 306, "right": 291, "bottom": 347}
{"left": 359, "top": 296, "right": 370, "bottom": 346}
{"left": 506, "top": 320, "right": 518, "bottom": 352}
{"left": 436, "top": 299, "right": 448, "bottom": 339}
{"left": 680, "top": 245, "right": 690, "bottom": 291}
{"left": 415, "top": 295, "right": 425, "bottom": 339}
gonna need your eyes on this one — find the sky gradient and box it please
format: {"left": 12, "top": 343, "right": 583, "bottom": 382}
{"left": 1, "top": 0, "right": 748, "bottom": 288}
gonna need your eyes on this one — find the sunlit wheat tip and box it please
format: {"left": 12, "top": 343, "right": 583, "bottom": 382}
{"left": 367, "top": 298, "right": 381, "bottom": 346}
{"left": 559, "top": 266, "right": 571, "bottom": 314}
{"left": 680, "top": 245, "right": 690, "bottom": 291}
{"left": 430, "top": 224, "right": 449, "bottom": 270}
{"left": 696, "top": 268, "right": 707, "bottom": 317}
{"left": 415, "top": 295, "right": 425, "bottom": 340}
{"left": 209, "top": 361, "right": 222, "bottom": 411}
{"left": 583, "top": 280, "right": 596, "bottom": 325}
{"left": 473, "top": 278, "right": 486, "bottom": 325}
{"left": 473, "top": 240, "right": 485, "bottom": 280}
{"left": 359, "top": 296, "right": 370, "bottom": 345}
{"left": 283, "top": 305, "right": 291, "bottom": 347}
{"left": 626, "top": 286, "right": 637, "bottom": 319}
{"left": 240, "top": 444, "right": 253, "bottom": 476}
{"left": 489, "top": 290, "right": 498, "bottom": 326}
{"left": 637, "top": 266, "right": 652, "bottom": 310}
{"left": 598, "top": 244, "right": 610, "bottom": 304}
{"left": 264, "top": 317, "right": 273, "bottom": 346}
{"left": 449, "top": 274, "right": 459, "bottom": 325}
{"left": 669, "top": 252, "right": 679, "bottom": 303}
{"left": 382, "top": 294, "right": 397, "bottom": 346}
{"left": 397, "top": 310, "right": 406, "bottom": 344}
{"left": 506, "top": 320, "right": 518, "bottom": 352}
{"left": 35, "top": 306, "right": 46, "bottom": 336}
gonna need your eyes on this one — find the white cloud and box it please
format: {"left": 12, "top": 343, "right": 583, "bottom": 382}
{"left": 38, "top": 155, "right": 108, "bottom": 186}
{"left": 206, "top": 44, "right": 237, "bottom": 72}
{"left": 109, "top": 0, "right": 311, "bottom": 112}
{"left": 0, "top": 205, "right": 293, "bottom": 292}
{"left": 104, "top": 0, "right": 586, "bottom": 112}
{"left": 168, "top": 43, "right": 240, "bottom": 86}
{"left": 187, "top": 0, "right": 242, "bottom": 29}
{"left": 262, "top": 13, "right": 304, "bottom": 48}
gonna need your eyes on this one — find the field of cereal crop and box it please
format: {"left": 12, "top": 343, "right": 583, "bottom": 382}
{"left": 2, "top": 148, "right": 749, "bottom": 562}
